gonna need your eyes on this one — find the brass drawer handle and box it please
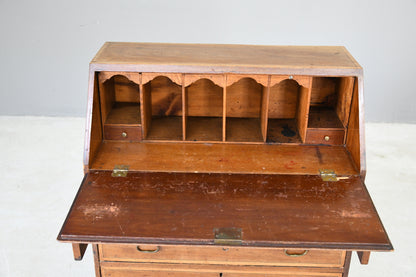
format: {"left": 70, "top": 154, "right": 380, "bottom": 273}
{"left": 284, "top": 249, "right": 309, "bottom": 257}
{"left": 136, "top": 246, "right": 160, "bottom": 253}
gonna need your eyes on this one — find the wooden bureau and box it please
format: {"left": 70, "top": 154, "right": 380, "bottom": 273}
{"left": 58, "top": 42, "right": 392, "bottom": 276}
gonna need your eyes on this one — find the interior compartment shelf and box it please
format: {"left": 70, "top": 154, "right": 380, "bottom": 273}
{"left": 307, "top": 77, "right": 354, "bottom": 130}
{"left": 226, "top": 118, "right": 263, "bottom": 142}
{"left": 308, "top": 106, "right": 344, "bottom": 129}
{"left": 146, "top": 116, "right": 183, "bottom": 140}
{"left": 186, "top": 117, "right": 222, "bottom": 141}
{"left": 105, "top": 102, "right": 141, "bottom": 125}
{"left": 185, "top": 78, "right": 223, "bottom": 141}
{"left": 267, "top": 119, "right": 301, "bottom": 143}
{"left": 226, "top": 77, "right": 265, "bottom": 142}
{"left": 142, "top": 75, "right": 183, "bottom": 140}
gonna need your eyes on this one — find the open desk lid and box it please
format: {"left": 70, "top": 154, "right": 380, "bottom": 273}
{"left": 58, "top": 171, "right": 392, "bottom": 251}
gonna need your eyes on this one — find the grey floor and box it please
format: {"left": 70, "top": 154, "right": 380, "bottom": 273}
{"left": 0, "top": 116, "right": 414, "bottom": 276}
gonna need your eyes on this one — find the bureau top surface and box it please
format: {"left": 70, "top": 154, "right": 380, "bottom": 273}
{"left": 91, "top": 42, "right": 362, "bottom": 74}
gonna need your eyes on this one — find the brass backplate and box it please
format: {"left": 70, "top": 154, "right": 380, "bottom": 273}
{"left": 112, "top": 165, "right": 129, "bottom": 177}
{"left": 214, "top": 227, "right": 242, "bottom": 245}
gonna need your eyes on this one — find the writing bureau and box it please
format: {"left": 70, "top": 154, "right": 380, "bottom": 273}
{"left": 58, "top": 42, "right": 393, "bottom": 277}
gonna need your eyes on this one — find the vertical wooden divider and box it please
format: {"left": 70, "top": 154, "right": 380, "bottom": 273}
{"left": 260, "top": 75, "right": 271, "bottom": 142}
{"left": 223, "top": 75, "right": 227, "bottom": 141}
{"left": 98, "top": 74, "right": 115, "bottom": 128}
{"left": 182, "top": 74, "right": 186, "bottom": 141}
{"left": 140, "top": 76, "right": 152, "bottom": 139}
{"left": 296, "top": 76, "right": 312, "bottom": 143}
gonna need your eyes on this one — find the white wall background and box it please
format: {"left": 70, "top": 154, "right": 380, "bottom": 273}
{"left": 0, "top": 0, "right": 415, "bottom": 122}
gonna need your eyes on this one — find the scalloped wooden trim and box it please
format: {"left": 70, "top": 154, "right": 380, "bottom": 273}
{"left": 226, "top": 74, "right": 269, "bottom": 87}
{"left": 270, "top": 75, "right": 311, "bottom": 88}
{"left": 98, "top": 71, "right": 140, "bottom": 85}
{"left": 184, "top": 74, "right": 225, "bottom": 87}
{"left": 141, "top": 73, "right": 183, "bottom": 85}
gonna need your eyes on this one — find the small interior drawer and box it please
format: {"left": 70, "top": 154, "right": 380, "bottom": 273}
{"left": 104, "top": 125, "right": 142, "bottom": 141}
{"left": 99, "top": 244, "right": 345, "bottom": 267}
{"left": 305, "top": 129, "right": 345, "bottom": 145}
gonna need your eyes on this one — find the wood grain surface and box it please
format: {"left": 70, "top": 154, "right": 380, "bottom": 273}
{"left": 89, "top": 142, "right": 358, "bottom": 175}
{"left": 58, "top": 172, "right": 392, "bottom": 251}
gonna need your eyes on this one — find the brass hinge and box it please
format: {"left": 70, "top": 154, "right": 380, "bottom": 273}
{"left": 214, "top": 227, "right": 242, "bottom": 246}
{"left": 112, "top": 165, "right": 129, "bottom": 177}
{"left": 319, "top": 169, "right": 350, "bottom": 182}
{"left": 319, "top": 169, "right": 338, "bottom": 181}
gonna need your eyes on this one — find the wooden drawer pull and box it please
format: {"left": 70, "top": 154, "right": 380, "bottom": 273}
{"left": 136, "top": 246, "right": 160, "bottom": 253}
{"left": 284, "top": 249, "right": 309, "bottom": 257}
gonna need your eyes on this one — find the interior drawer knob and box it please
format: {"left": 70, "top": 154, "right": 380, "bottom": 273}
{"left": 284, "top": 249, "right": 309, "bottom": 257}
{"left": 121, "top": 131, "right": 128, "bottom": 138}
{"left": 324, "top": 135, "right": 330, "bottom": 141}
{"left": 136, "top": 246, "right": 160, "bottom": 253}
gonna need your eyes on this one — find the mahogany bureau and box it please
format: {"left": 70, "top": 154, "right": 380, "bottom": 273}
{"left": 58, "top": 42, "right": 393, "bottom": 276}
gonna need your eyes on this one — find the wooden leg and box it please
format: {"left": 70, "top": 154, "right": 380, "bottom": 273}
{"left": 92, "top": 244, "right": 102, "bottom": 277}
{"left": 343, "top": 251, "right": 352, "bottom": 277}
{"left": 72, "top": 243, "right": 88, "bottom": 261}
{"left": 357, "top": 251, "right": 371, "bottom": 265}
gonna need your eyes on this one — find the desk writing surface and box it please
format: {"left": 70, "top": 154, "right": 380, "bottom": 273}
{"left": 58, "top": 171, "right": 391, "bottom": 251}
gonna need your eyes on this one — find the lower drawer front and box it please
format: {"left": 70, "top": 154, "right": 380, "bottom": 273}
{"left": 100, "top": 262, "right": 343, "bottom": 277}
{"left": 100, "top": 244, "right": 345, "bottom": 267}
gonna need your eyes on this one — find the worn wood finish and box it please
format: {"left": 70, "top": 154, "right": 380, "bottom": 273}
{"left": 305, "top": 129, "right": 345, "bottom": 145}
{"left": 100, "top": 262, "right": 344, "bottom": 277}
{"left": 72, "top": 243, "right": 88, "bottom": 261}
{"left": 65, "top": 44, "right": 393, "bottom": 276}
{"left": 91, "top": 43, "right": 362, "bottom": 75}
{"left": 100, "top": 244, "right": 345, "bottom": 267}
{"left": 58, "top": 172, "right": 391, "bottom": 250}
{"left": 267, "top": 119, "right": 301, "bottom": 143}
{"left": 90, "top": 142, "right": 358, "bottom": 175}
{"left": 357, "top": 251, "right": 370, "bottom": 265}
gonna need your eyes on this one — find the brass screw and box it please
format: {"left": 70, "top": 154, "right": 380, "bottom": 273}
{"left": 122, "top": 132, "right": 127, "bottom": 138}
{"left": 324, "top": 135, "right": 330, "bottom": 141}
